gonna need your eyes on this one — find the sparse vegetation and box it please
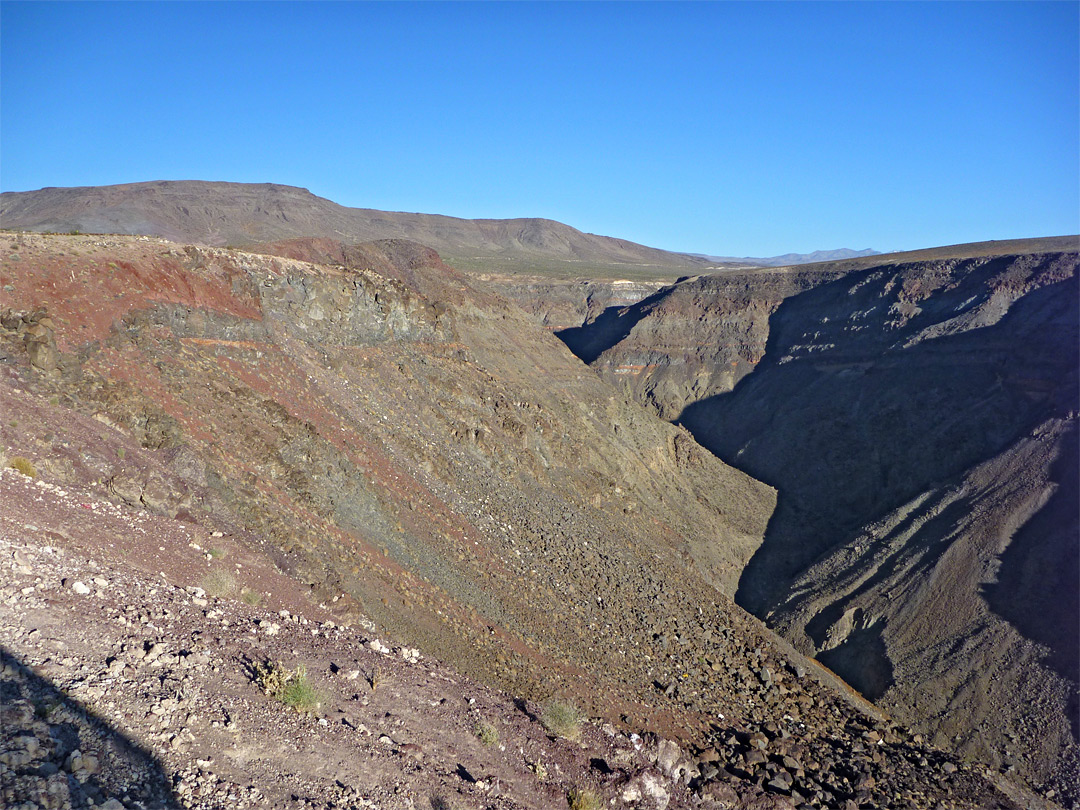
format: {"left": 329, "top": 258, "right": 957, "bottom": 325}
{"left": 540, "top": 699, "right": 583, "bottom": 741}
{"left": 367, "top": 663, "right": 384, "bottom": 692}
{"left": 529, "top": 759, "right": 548, "bottom": 780}
{"left": 567, "top": 787, "right": 602, "bottom": 810}
{"left": 240, "top": 587, "right": 263, "bottom": 606}
{"left": 8, "top": 456, "right": 37, "bottom": 478}
{"left": 201, "top": 568, "right": 237, "bottom": 598}
{"left": 207, "top": 546, "right": 227, "bottom": 559}
{"left": 475, "top": 720, "right": 499, "bottom": 746}
{"left": 253, "top": 661, "right": 320, "bottom": 713}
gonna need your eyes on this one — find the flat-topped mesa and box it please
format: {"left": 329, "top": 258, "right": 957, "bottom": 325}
{"left": 0, "top": 180, "right": 713, "bottom": 277}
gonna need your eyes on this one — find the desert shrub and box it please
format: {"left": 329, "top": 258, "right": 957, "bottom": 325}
{"left": 475, "top": 720, "right": 499, "bottom": 746}
{"left": 567, "top": 787, "right": 602, "bottom": 810}
{"left": 207, "top": 547, "right": 227, "bottom": 559}
{"left": 240, "top": 587, "right": 263, "bottom": 606}
{"left": 253, "top": 661, "right": 320, "bottom": 713}
{"left": 8, "top": 456, "right": 36, "bottom": 478}
{"left": 540, "top": 699, "right": 582, "bottom": 741}
{"left": 201, "top": 568, "right": 237, "bottom": 598}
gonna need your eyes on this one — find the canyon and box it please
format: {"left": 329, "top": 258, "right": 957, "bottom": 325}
{"left": 0, "top": 184, "right": 1077, "bottom": 810}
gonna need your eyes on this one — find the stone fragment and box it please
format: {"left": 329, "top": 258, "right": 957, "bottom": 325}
{"left": 656, "top": 738, "right": 683, "bottom": 776}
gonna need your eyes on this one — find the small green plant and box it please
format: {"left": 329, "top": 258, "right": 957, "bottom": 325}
{"left": 475, "top": 720, "right": 499, "bottom": 746}
{"left": 33, "top": 700, "right": 60, "bottom": 720}
{"left": 240, "top": 587, "right": 263, "bottom": 606}
{"left": 207, "top": 547, "right": 227, "bottom": 559}
{"left": 201, "top": 568, "right": 237, "bottom": 598}
{"left": 529, "top": 759, "right": 548, "bottom": 780}
{"left": 567, "top": 787, "right": 602, "bottom": 810}
{"left": 253, "top": 661, "right": 320, "bottom": 713}
{"left": 116, "top": 447, "right": 126, "bottom": 460}
{"left": 8, "top": 456, "right": 36, "bottom": 478}
{"left": 540, "top": 699, "right": 583, "bottom": 741}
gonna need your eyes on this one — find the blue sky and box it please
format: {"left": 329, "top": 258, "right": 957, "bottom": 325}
{"left": 2, "top": 2, "right": 1077, "bottom": 257}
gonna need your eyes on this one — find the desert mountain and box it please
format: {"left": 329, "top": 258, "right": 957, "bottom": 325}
{"left": 0, "top": 181, "right": 715, "bottom": 280}
{"left": 558, "top": 240, "right": 1080, "bottom": 804}
{"left": 0, "top": 230, "right": 1051, "bottom": 810}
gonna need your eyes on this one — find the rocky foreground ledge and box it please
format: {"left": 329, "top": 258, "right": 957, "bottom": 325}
{"left": 0, "top": 466, "right": 1055, "bottom": 810}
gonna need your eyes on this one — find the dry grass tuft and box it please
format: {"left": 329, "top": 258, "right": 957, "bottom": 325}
{"left": 540, "top": 699, "right": 583, "bottom": 741}
{"left": 201, "top": 568, "right": 237, "bottom": 598}
{"left": 8, "top": 456, "right": 36, "bottom": 478}
{"left": 475, "top": 720, "right": 499, "bottom": 746}
{"left": 567, "top": 787, "right": 602, "bottom": 810}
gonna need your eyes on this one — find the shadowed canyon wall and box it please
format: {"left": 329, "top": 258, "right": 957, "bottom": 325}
{"left": 560, "top": 248, "right": 1080, "bottom": 799}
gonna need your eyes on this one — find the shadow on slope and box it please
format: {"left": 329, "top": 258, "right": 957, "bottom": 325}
{"left": 556, "top": 284, "right": 674, "bottom": 364}
{"left": 674, "top": 256, "right": 1079, "bottom": 618}
{"left": 816, "top": 623, "right": 895, "bottom": 701}
{"left": 1, "top": 647, "right": 181, "bottom": 808}
{"left": 982, "top": 420, "right": 1080, "bottom": 690}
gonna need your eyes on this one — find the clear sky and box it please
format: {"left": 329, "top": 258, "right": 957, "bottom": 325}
{"left": 2, "top": 1, "right": 1077, "bottom": 257}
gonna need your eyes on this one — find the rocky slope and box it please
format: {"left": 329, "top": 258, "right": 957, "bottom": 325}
{"left": 0, "top": 182, "right": 713, "bottom": 279}
{"left": 0, "top": 464, "right": 1043, "bottom": 810}
{"left": 0, "top": 232, "right": 1048, "bottom": 810}
{"left": 562, "top": 243, "right": 1080, "bottom": 805}
{"left": 769, "top": 415, "right": 1078, "bottom": 799}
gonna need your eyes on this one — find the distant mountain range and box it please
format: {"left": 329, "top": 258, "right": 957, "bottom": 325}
{"left": 0, "top": 180, "right": 876, "bottom": 275}
{"left": 690, "top": 248, "right": 881, "bottom": 267}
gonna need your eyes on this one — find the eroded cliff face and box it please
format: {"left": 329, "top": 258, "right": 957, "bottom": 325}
{"left": 558, "top": 247, "right": 1080, "bottom": 803}
{"left": 770, "top": 416, "right": 1079, "bottom": 798}
{"left": 480, "top": 276, "right": 671, "bottom": 333}
{"left": 567, "top": 267, "right": 851, "bottom": 419}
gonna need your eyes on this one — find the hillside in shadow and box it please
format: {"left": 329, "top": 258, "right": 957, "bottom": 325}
{"left": 674, "top": 255, "right": 1078, "bottom": 616}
